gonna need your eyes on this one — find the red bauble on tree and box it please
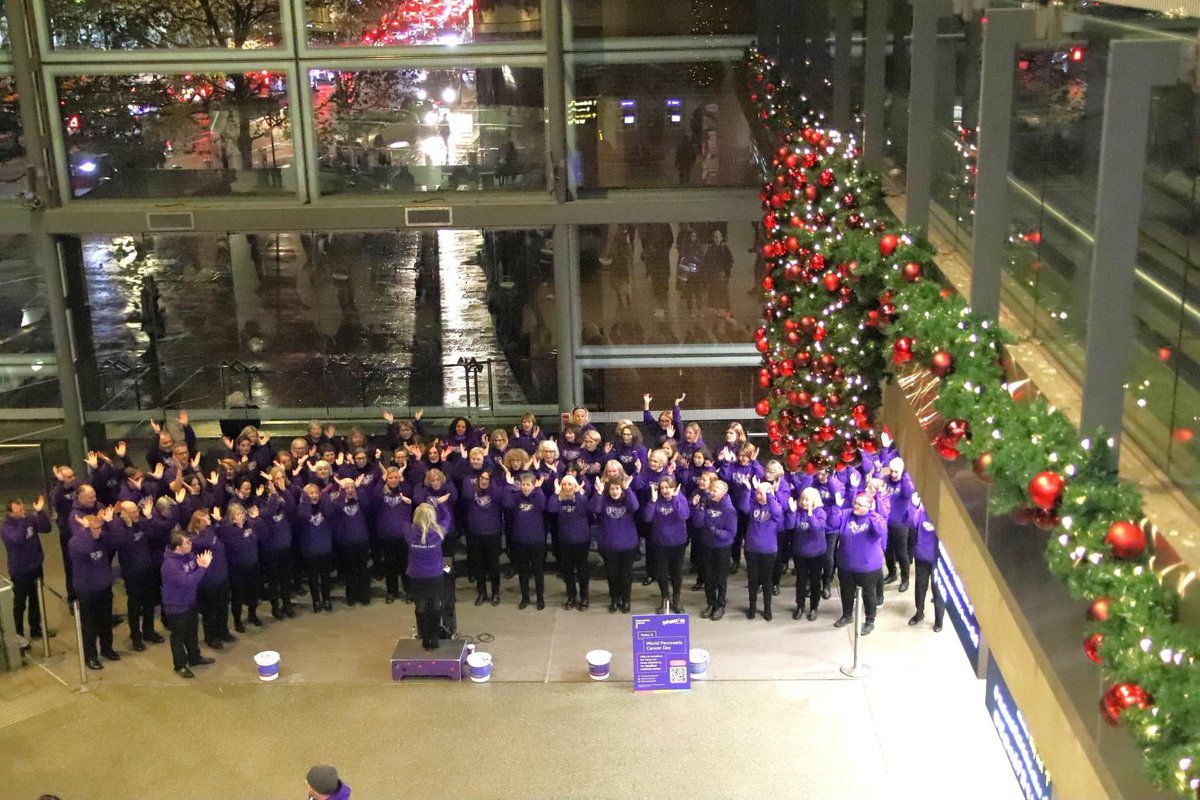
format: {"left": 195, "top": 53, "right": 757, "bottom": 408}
{"left": 1105, "top": 521, "right": 1146, "bottom": 560}
{"left": 944, "top": 418, "right": 970, "bottom": 440}
{"left": 822, "top": 272, "right": 841, "bottom": 292}
{"left": 901, "top": 261, "right": 922, "bottom": 282}
{"left": 786, "top": 451, "right": 803, "bottom": 471}
{"left": 935, "top": 435, "right": 960, "bottom": 460}
{"left": 755, "top": 398, "right": 772, "bottom": 417}
{"left": 1101, "top": 683, "right": 1152, "bottom": 726}
{"left": 892, "top": 337, "right": 915, "bottom": 365}
{"left": 972, "top": 452, "right": 993, "bottom": 482}
{"left": 1028, "top": 471, "right": 1065, "bottom": 511}
{"left": 1087, "top": 597, "right": 1111, "bottom": 622}
{"left": 931, "top": 350, "right": 954, "bottom": 378}
{"left": 879, "top": 234, "right": 899, "bottom": 256}
{"left": 1083, "top": 633, "right": 1104, "bottom": 664}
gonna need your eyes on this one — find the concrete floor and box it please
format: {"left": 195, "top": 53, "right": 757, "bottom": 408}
{"left": 1, "top": 554, "right": 1022, "bottom": 800}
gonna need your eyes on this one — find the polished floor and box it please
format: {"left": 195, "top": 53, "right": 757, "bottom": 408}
{"left": 1, "top": 549, "right": 1022, "bottom": 800}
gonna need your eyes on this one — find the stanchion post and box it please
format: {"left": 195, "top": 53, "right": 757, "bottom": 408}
{"left": 36, "top": 578, "right": 50, "bottom": 658}
{"left": 73, "top": 600, "right": 89, "bottom": 690}
{"left": 840, "top": 587, "right": 872, "bottom": 678}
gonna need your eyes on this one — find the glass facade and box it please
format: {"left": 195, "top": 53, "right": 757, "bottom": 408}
{"left": 306, "top": 0, "right": 542, "bottom": 46}
{"left": 44, "top": 0, "right": 285, "bottom": 50}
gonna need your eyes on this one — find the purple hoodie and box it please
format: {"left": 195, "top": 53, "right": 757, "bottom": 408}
{"left": 589, "top": 491, "right": 640, "bottom": 552}
{"left": 160, "top": 548, "right": 206, "bottom": 613}
{"left": 836, "top": 510, "right": 887, "bottom": 572}
{"left": 259, "top": 493, "right": 296, "bottom": 552}
{"left": 106, "top": 516, "right": 155, "bottom": 577}
{"left": 1, "top": 510, "right": 51, "bottom": 575}
{"left": 548, "top": 489, "right": 593, "bottom": 545}
{"left": 413, "top": 484, "right": 457, "bottom": 537}
{"left": 641, "top": 405, "right": 684, "bottom": 446}
{"left": 332, "top": 493, "right": 371, "bottom": 546}
{"left": 189, "top": 528, "right": 229, "bottom": 586}
{"left": 503, "top": 486, "right": 547, "bottom": 545}
{"left": 373, "top": 484, "right": 413, "bottom": 542}
{"left": 791, "top": 508, "right": 829, "bottom": 558}
{"left": 610, "top": 442, "right": 649, "bottom": 477}
{"left": 68, "top": 528, "right": 114, "bottom": 595}
{"left": 882, "top": 471, "right": 917, "bottom": 526}
{"left": 692, "top": 495, "right": 737, "bottom": 548}
{"left": 641, "top": 493, "right": 691, "bottom": 548}
{"left": 908, "top": 505, "right": 939, "bottom": 563}
{"left": 298, "top": 495, "right": 335, "bottom": 557}
{"left": 217, "top": 519, "right": 262, "bottom": 568}
{"left": 404, "top": 527, "right": 445, "bottom": 579}
{"left": 740, "top": 493, "right": 783, "bottom": 554}
{"left": 463, "top": 479, "right": 504, "bottom": 537}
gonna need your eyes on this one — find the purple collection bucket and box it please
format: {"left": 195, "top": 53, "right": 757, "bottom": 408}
{"left": 254, "top": 650, "right": 280, "bottom": 681}
{"left": 467, "top": 652, "right": 493, "bottom": 682}
{"left": 586, "top": 649, "right": 612, "bottom": 680}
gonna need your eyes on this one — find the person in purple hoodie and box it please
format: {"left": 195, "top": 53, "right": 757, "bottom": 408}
{"left": 642, "top": 476, "right": 690, "bottom": 613}
{"left": 464, "top": 468, "right": 504, "bottom": 606}
{"left": 678, "top": 421, "right": 707, "bottom": 460}
{"left": 834, "top": 493, "right": 888, "bottom": 636}
{"left": 907, "top": 497, "right": 944, "bottom": 632}
{"left": 331, "top": 479, "right": 373, "bottom": 607}
{"left": 740, "top": 482, "right": 783, "bottom": 621}
{"left": 298, "top": 483, "right": 335, "bottom": 613}
{"left": 720, "top": 442, "right": 765, "bottom": 574}
{"left": 548, "top": 473, "right": 592, "bottom": 611}
{"left": 590, "top": 475, "right": 639, "bottom": 614}
{"left": 606, "top": 422, "right": 650, "bottom": 479}
{"left": 106, "top": 500, "right": 164, "bottom": 651}
{"left": 373, "top": 466, "right": 414, "bottom": 605}
{"left": 69, "top": 510, "right": 119, "bottom": 670}
{"left": 510, "top": 412, "right": 546, "bottom": 456}
{"left": 790, "top": 487, "right": 829, "bottom": 621}
{"left": 407, "top": 503, "right": 448, "bottom": 650}
{"left": 2, "top": 495, "right": 52, "bottom": 645}
{"left": 503, "top": 472, "right": 549, "bottom": 610}
{"left": 640, "top": 391, "right": 686, "bottom": 448}
{"left": 49, "top": 465, "right": 80, "bottom": 605}
{"left": 692, "top": 479, "right": 736, "bottom": 621}
{"left": 161, "top": 529, "right": 214, "bottom": 678}
{"left": 259, "top": 471, "right": 297, "bottom": 619}
{"left": 215, "top": 502, "right": 264, "bottom": 631}
{"left": 808, "top": 467, "right": 845, "bottom": 599}
{"left": 187, "top": 509, "right": 236, "bottom": 649}
{"left": 306, "top": 763, "right": 352, "bottom": 800}
{"left": 880, "top": 457, "right": 917, "bottom": 592}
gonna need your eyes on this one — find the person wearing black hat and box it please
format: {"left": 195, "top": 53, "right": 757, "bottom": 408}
{"left": 306, "top": 764, "right": 351, "bottom": 800}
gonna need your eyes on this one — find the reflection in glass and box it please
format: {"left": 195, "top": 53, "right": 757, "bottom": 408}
{"left": 78, "top": 228, "right": 553, "bottom": 410}
{"left": 311, "top": 66, "right": 545, "bottom": 194}
{"left": 0, "top": 359, "right": 61, "bottom": 409}
{"left": 57, "top": 72, "right": 293, "bottom": 199}
{"left": 0, "top": 236, "right": 53, "bottom": 355}
{"left": 0, "top": 77, "right": 27, "bottom": 199}
{"left": 583, "top": 367, "right": 757, "bottom": 413}
{"left": 570, "top": 61, "right": 756, "bottom": 189}
{"left": 579, "top": 221, "right": 761, "bottom": 345}
{"left": 307, "top": 0, "right": 541, "bottom": 46}
{"left": 45, "top": 0, "right": 282, "bottom": 50}
{"left": 567, "top": 0, "right": 753, "bottom": 39}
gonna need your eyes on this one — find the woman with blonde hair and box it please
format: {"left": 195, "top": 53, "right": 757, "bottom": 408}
{"left": 407, "top": 503, "right": 448, "bottom": 650}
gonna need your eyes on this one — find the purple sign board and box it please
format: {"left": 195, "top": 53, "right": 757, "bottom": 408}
{"left": 632, "top": 614, "right": 691, "bottom": 691}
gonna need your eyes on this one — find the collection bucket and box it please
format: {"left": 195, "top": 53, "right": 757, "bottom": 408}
{"left": 688, "top": 648, "right": 709, "bottom": 677}
{"left": 586, "top": 649, "right": 612, "bottom": 681}
{"left": 467, "top": 652, "right": 493, "bottom": 683}
{"left": 254, "top": 650, "right": 280, "bottom": 682}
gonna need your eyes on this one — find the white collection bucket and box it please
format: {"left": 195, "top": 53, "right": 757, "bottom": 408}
{"left": 688, "top": 648, "right": 709, "bottom": 678}
{"left": 254, "top": 650, "right": 280, "bottom": 682}
{"left": 586, "top": 649, "right": 612, "bottom": 681}
{"left": 467, "top": 652, "right": 493, "bottom": 682}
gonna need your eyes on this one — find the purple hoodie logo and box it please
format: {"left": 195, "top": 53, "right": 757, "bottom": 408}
{"left": 606, "top": 506, "right": 627, "bottom": 519}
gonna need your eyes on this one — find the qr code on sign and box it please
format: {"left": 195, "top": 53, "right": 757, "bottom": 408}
{"left": 669, "top": 666, "right": 687, "bottom": 684}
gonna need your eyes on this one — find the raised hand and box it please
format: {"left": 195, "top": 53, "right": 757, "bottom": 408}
{"left": 84, "top": 451, "right": 99, "bottom": 470}
{"left": 442, "top": 445, "right": 455, "bottom": 460}
{"left": 553, "top": 478, "right": 561, "bottom": 495}
{"left": 149, "top": 419, "right": 162, "bottom": 435}
{"left": 382, "top": 410, "right": 394, "bottom": 424}
{"left": 665, "top": 424, "right": 675, "bottom": 439}
{"left": 101, "top": 506, "right": 114, "bottom": 523}
{"left": 114, "top": 441, "right": 127, "bottom": 458}
{"left": 413, "top": 409, "right": 424, "bottom": 421}
{"left": 256, "top": 485, "right": 266, "bottom": 497}
{"left": 513, "top": 426, "right": 521, "bottom": 437}
{"left": 151, "top": 462, "right": 165, "bottom": 480}
{"left": 375, "top": 448, "right": 383, "bottom": 462}
{"left": 324, "top": 423, "right": 336, "bottom": 439}
{"left": 196, "top": 550, "right": 213, "bottom": 569}
{"left": 258, "top": 432, "right": 271, "bottom": 446}
{"left": 335, "top": 452, "right": 345, "bottom": 466}
{"left": 222, "top": 436, "right": 235, "bottom": 451}
{"left": 643, "top": 393, "right": 652, "bottom": 409}
{"left": 594, "top": 476, "right": 603, "bottom": 493}
{"left": 650, "top": 484, "right": 658, "bottom": 502}
{"left": 459, "top": 444, "right": 468, "bottom": 459}
{"left": 211, "top": 507, "right": 222, "bottom": 522}
{"left": 191, "top": 452, "right": 202, "bottom": 470}
{"left": 140, "top": 498, "right": 153, "bottom": 518}
{"left": 603, "top": 442, "right": 613, "bottom": 454}
{"left": 177, "top": 410, "right": 189, "bottom": 427}
{"left": 175, "top": 488, "right": 187, "bottom": 503}
{"left": 208, "top": 471, "right": 219, "bottom": 485}
{"left": 531, "top": 425, "right": 541, "bottom": 439}
{"left": 788, "top": 496, "right": 798, "bottom": 513}
{"left": 675, "top": 392, "right": 686, "bottom": 406}
{"left": 248, "top": 505, "right": 260, "bottom": 519}
{"left": 622, "top": 474, "right": 633, "bottom": 490}
{"left": 33, "top": 495, "right": 45, "bottom": 512}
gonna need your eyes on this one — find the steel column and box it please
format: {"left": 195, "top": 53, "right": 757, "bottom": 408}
{"left": 553, "top": 225, "right": 580, "bottom": 409}
{"left": 862, "top": 0, "right": 892, "bottom": 169}
{"left": 904, "top": 0, "right": 952, "bottom": 233}
{"left": 831, "top": 0, "right": 855, "bottom": 132}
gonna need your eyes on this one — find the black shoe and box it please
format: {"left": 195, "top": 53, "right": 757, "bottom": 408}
{"left": 174, "top": 666, "right": 195, "bottom": 679}
{"left": 793, "top": 605, "right": 803, "bottom": 620}
{"left": 700, "top": 605, "right": 713, "bottom": 619}
{"left": 423, "top": 641, "right": 439, "bottom": 651}
{"left": 234, "top": 621, "right": 246, "bottom": 634}
{"left": 821, "top": 586, "right": 832, "bottom": 600}
{"left": 101, "top": 649, "right": 121, "bottom": 661}
{"left": 933, "top": 621, "right": 944, "bottom": 632}
{"left": 908, "top": 611, "right": 925, "bottom": 626}
{"left": 206, "top": 639, "right": 224, "bottom": 651}
{"left": 834, "top": 615, "right": 852, "bottom": 628}
{"left": 691, "top": 581, "right": 704, "bottom": 592}
{"left": 883, "top": 573, "right": 898, "bottom": 585}
{"left": 312, "top": 602, "right": 322, "bottom": 614}
{"left": 898, "top": 580, "right": 909, "bottom": 593}
{"left": 322, "top": 600, "right": 333, "bottom": 611}
{"left": 671, "top": 595, "right": 683, "bottom": 613}
{"left": 579, "top": 597, "right": 589, "bottom": 611}
{"left": 772, "top": 584, "right": 780, "bottom": 596}
{"left": 536, "top": 597, "right": 546, "bottom": 611}
{"left": 220, "top": 632, "right": 237, "bottom": 643}
{"left": 730, "top": 562, "right": 740, "bottom": 575}
{"left": 807, "top": 609, "right": 818, "bottom": 621}
{"left": 564, "top": 599, "right": 576, "bottom": 610}
{"left": 608, "top": 602, "right": 618, "bottom": 613}
{"left": 474, "top": 594, "right": 486, "bottom": 607}
{"left": 861, "top": 621, "right": 875, "bottom": 636}
{"left": 519, "top": 597, "right": 530, "bottom": 610}
{"left": 86, "top": 658, "right": 103, "bottom": 671}
{"left": 110, "top": 614, "right": 124, "bottom": 627}
{"left": 876, "top": 594, "right": 885, "bottom": 606}
{"left": 711, "top": 605, "right": 725, "bottom": 621}
{"left": 386, "top": 594, "right": 398, "bottom": 605}
{"left": 746, "top": 607, "right": 756, "bottom": 620}
{"left": 620, "top": 603, "right": 631, "bottom": 614}
{"left": 763, "top": 607, "right": 773, "bottom": 622}
{"left": 273, "top": 607, "right": 286, "bottom": 619}
{"left": 641, "top": 576, "right": 655, "bottom": 586}
{"left": 145, "top": 631, "right": 165, "bottom": 644}
{"left": 248, "top": 616, "right": 263, "bottom": 627}
{"left": 491, "top": 593, "right": 501, "bottom": 607}
{"left": 503, "top": 567, "right": 516, "bottom": 579}
{"left": 189, "top": 656, "right": 216, "bottom": 666}
{"left": 405, "top": 596, "right": 413, "bottom": 604}
{"left": 131, "top": 639, "right": 146, "bottom": 652}
{"left": 285, "top": 605, "right": 296, "bottom": 618}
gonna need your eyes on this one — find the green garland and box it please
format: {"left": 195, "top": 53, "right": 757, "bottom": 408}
{"left": 745, "top": 47, "right": 1200, "bottom": 798}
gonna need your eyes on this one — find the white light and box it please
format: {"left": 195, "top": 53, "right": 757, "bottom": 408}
{"left": 423, "top": 110, "right": 439, "bottom": 125}
{"left": 441, "top": 86, "right": 458, "bottom": 104}
{"left": 1179, "top": 758, "right": 1192, "bottom": 771}
{"left": 1160, "top": 649, "right": 1174, "bottom": 663}
{"left": 1140, "top": 638, "right": 1154, "bottom": 652}
{"left": 416, "top": 89, "right": 427, "bottom": 101}
{"left": 1057, "top": 534, "right": 1070, "bottom": 546}
{"left": 78, "top": 161, "right": 97, "bottom": 174}
{"left": 1088, "top": 552, "right": 1103, "bottom": 564}
{"left": 1061, "top": 516, "right": 1072, "bottom": 530}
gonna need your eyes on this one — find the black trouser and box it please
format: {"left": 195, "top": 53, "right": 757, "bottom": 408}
{"left": 261, "top": 549, "right": 293, "bottom": 612}
{"left": 229, "top": 564, "right": 261, "bottom": 623}
{"left": 11, "top": 570, "right": 42, "bottom": 638}
{"left": 164, "top": 607, "right": 201, "bottom": 669}
{"left": 772, "top": 529, "right": 793, "bottom": 587}
{"left": 602, "top": 548, "right": 636, "bottom": 605}
{"left": 197, "top": 580, "right": 231, "bottom": 644}
{"left": 468, "top": 535, "right": 502, "bottom": 597}
{"left": 409, "top": 575, "right": 442, "bottom": 647}
{"left": 559, "top": 541, "right": 590, "bottom": 602}
{"left": 886, "top": 523, "right": 911, "bottom": 581}
{"left": 700, "top": 543, "right": 731, "bottom": 609}
{"left": 794, "top": 554, "right": 825, "bottom": 610}
{"left": 822, "top": 533, "right": 839, "bottom": 586}
{"left": 653, "top": 543, "right": 685, "bottom": 600}
{"left": 839, "top": 568, "right": 883, "bottom": 623}
{"left": 381, "top": 538, "right": 410, "bottom": 597}
{"left": 914, "top": 559, "right": 946, "bottom": 625}
{"left": 512, "top": 541, "right": 546, "bottom": 601}
{"left": 337, "top": 541, "right": 371, "bottom": 605}
{"left": 78, "top": 587, "right": 114, "bottom": 660}
{"left": 688, "top": 527, "right": 703, "bottom": 576}
{"left": 732, "top": 513, "right": 748, "bottom": 567}
{"left": 290, "top": 535, "right": 307, "bottom": 592}
{"left": 304, "top": 553, "right": 334, "bottom": 607}
{"left": 745, "top": 551, "right": 775, "bottom": 610}
{"left": 124, "top": 569, "right": 158, "bottom": 641}
{"left": 59, "top": 533, "right": 76, "bottom": 604}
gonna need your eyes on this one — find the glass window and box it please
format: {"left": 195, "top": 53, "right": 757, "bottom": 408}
{"left": 0, "top": 76, "right": 27, "bottom": 199}
{"left": 0, "top": 235, "right": 54, "bottom": 355}
{"left": 56, "top": 72, "right": 294, "bottom": 199}
{"left": 582, "top": 366, "right": 757, "bottom": 412}
{"left": 306, "top": 0, "right": 541, "bottom": 47}
{"left": 579, "top": 221, "right": 760, "bottom": 345}
{"left": 569, "top": 60, "right": 757, "bottom": 190}
{"left": 44, "top": 0, "right": 283, "bottom": 50}
{"left": 0, "top": 359, "right": 61, "bottom": 409}
{"left": 311, "top": 66, "right": 545, "bottom": 194}
{"left": 567, "top": 0, "right": 754, "bottom": 39}
{"left": 77, "top": 227, "right": 554, "bottom": 410}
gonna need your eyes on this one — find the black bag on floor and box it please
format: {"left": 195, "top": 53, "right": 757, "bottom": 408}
{"left": 439, "top": 569, "right": 457, "bottom": 639}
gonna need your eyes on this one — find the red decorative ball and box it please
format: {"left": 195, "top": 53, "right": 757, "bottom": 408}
{"left": 822, "top": 272, "right": 841, "bottom": 292}
{"left": 817, "top": 354, "right": 836, "bottom": 372}
{"left": 785, "top": 235, "right": 800, "bottom": 253}
{"left": 795, "top": 391, "right": 812, "bottom": 408}
{"left": 972, "top": 452, "right": 993, "bottom": 482}
{"left": 811, "top": 402, "right": 828, "bottom": 419}
{"left": 786, "top": 451, "right": 803, "bottom": 471}
{"left": 799, "top": 316, "right": 817, "bottom": 334}
{"left": 841, "top": 193, "right": 856, "bottom": 209}
{"left": 786, "top": 330, "right": 800, "bottom": 346}
{"left": 879, "top": 234, "right": 899, "bottom": 256}
{"left": 826, "top": 393, "right": 841, "bottom": 408}
{"left": 755, "top": 338, "right": 770, "bottom": 353}
{"left": 770, "top": 440, "right": 784, "bottom": 455}
{"left": 1087, "top": 597, "right": 1111, "bottom": 622}
{"left": 804, "top": 185, "right": 819, "bottom": 202}
{"left": 944, "top": 418, "right": 970, "bottom": 440}
{"left": 1028, "top": 471, "right": 1065, "bottom": 511}
{"left": 1101, "top": 683, "right": 1151, "bottom": 726}
{"left": 930, "top": 350, "right": 954, "bottom": 378}
{"left": 1105, "top": 521, "right": 1146, "bottom": 560}
{"left": 755, "top": 398, "right": 771, "bottom": 417}
{"left": 818, "top": 169, "right": 834, "bottom": 187}
{"left": 1083, "top": 633, "right": 1104, "bottom": 664}
{"left": 935, "top": 435, "right": 960, "bottom": 460}
{"left": 901, "top": 261, "right": 922, "bottom": 282}
{"left": 892, "top": 337, "right": 915, "bottom": 365}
